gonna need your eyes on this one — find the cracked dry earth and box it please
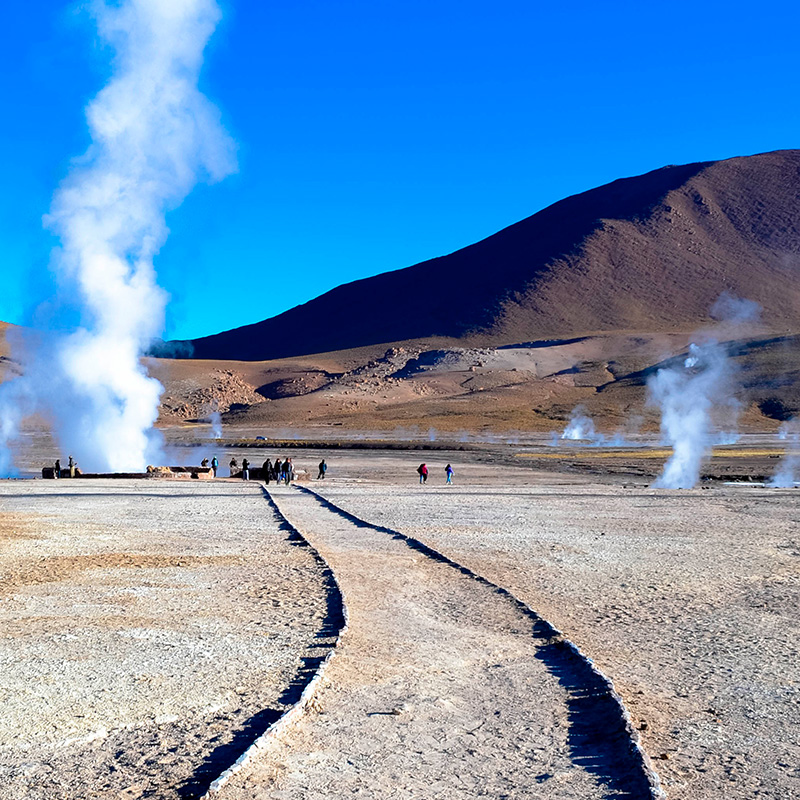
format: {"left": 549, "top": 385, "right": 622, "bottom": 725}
{"left": 0, "top": 481, "right": 335, "bottom": 800}
{"left": 219, "top": 486, "right": 655, "bottom": 800}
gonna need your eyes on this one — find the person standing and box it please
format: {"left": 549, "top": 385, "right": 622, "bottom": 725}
{"left": 285, "top": 458, "right": 293, "bottom": 484}
{"left": 68, "top": 456, "right": 75, "bottom": 479}
{"left": 242, "top": 458, "right": 250, "bottom": 481}
{"left": 417, "top": 463, "right": 428, "bottom": 484}
{"left": 318, "top": 459, "right": 327, "bottom": 480}
{"left": 229, "top": 457, "right": 238, "bottom": 477}
{"left": 262, "top": 458, "right": 272, "bottom": 485}
{"left": 54, "top": 459, "right": 61, "bottom": 479}
{"left": 445, "top": 463, "right": 453, "bottom": 484}
{"left": 211, "top": 456, "right": 218, "bottom": 477}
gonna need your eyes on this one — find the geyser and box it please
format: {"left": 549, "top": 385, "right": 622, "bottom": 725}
{"left": 0, "top": 0, "right": 234, "bottom": 474}
{"left": 647, "top": 341, "right": 732, "bottom": 489}
{"left": 561, "top": 406, "right": 598, "bottom": 442}
{"left": 769, "top": 420, "right": 799, "bottom": 488}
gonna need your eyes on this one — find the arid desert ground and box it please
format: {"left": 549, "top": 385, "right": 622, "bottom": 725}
{"left": 1, "top": 441, "right": 798, "bottom": 799}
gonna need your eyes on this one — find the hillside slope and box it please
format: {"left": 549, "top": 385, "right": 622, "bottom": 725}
{"left": 183, "top": 150, "right": 800, "bottom": 361}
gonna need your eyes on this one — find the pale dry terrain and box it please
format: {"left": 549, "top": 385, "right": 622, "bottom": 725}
{"left": 318, "top": 474, "right": 800, "bottom": 800}
{"left": 0, "top": 480, "right": 335, "bottom": 799}
{"left": 1, "top": 451, "right": 798, "bottom": 799}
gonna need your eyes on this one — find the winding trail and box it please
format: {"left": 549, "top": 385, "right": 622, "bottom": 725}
{"left": 217, "top": 485, "right": 663, "bottom": 799}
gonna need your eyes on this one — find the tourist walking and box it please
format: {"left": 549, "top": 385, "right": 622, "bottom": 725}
{"left": 242, "top": 458, "right": 250, "bottom": 481}
{"left": 417, "top": 463, "right": 428, "bottom": 484}
{"left": 318, "top": 459, "right": 327, "bottom": 480}
{"left": 445, "top": 463, "right": 453, "bottom": 484}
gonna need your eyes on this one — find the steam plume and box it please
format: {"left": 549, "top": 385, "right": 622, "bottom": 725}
{"left": 0, "top": 0, "right": 234, "bottom": 473}
{"left": 561, "top": 406, "right": 598, "bottom": 442}
{"left": 647, "top": 342, "right": 731, "bottom": 488}
{"left": 647, "top": 294, "right": 759, "bottom": 489}
{"left": 769, "top": 420, "right": 799, "bottom": 488}
{"left": 208, "top": 410, "right": 223, "bottom": 440}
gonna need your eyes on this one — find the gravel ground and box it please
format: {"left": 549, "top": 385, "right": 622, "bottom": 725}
{"left": 319, "top": 480, "right": 800, "bottom": 800}
{"left": 0, "top": 480, "right": 334, "bottom": 799}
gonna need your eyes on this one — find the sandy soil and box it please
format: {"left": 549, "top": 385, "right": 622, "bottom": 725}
{"left": 0, "top": 481, "right": 334, "bottom": 799}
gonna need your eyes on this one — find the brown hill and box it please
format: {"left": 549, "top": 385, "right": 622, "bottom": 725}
{"left": 181, "top": 150, "right": 800, "bottom": 362}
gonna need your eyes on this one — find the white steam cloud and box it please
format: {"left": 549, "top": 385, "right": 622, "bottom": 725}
{"left": 0, "top": 0, "right": 234, "bottom": 474}
{"left": 208, "top": 409, "right": 223, "bottom": 440}
{"left": 561, "top": 406, "right": 598, "bottom": 442}
{"left": 769, "top": 419, "right": 799, "bottom": 488}
{"left": 553, "top": 406, "right": 640, "bottom": 447}
{"left": 647, "top": 342, "right": 732, "bottom": 488}
{"left": 647, "top": 294, "right": 759, "bottom": 489}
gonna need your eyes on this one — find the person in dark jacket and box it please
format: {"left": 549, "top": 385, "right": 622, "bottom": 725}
{"left": 229, "top": 457, "right": 237, "bottom": 477}
{"left": 318, "top": 459, "right": 327, "bottom": 480}
{"left": 242, "top": 458, "right": 250, "bottom": 481}
{"left": 262, "top": 458, "right": 272, "bottom": 485}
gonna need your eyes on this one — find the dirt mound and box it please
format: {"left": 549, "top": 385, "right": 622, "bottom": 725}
{"left": 159, "top": 368, "right": 262, "bottom": 421}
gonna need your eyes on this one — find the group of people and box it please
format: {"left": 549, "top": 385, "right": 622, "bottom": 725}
{"left": 197, "top": 455, "right": 328, "bottom": 483}
{"left": 51, "top": 456, "right": 77, "bottom": 479}
{"left": 256, "top": 457, "right": 295, "bottom": 484}
{"left": 200, "top": 456, "right": 219, "bottom": 476}
{"left": 226, "top": 456, "right": 322, "bottom": 484}
{"left": 195, "top": 455, "right": 456, "bottom": 486}
{"left": 417, "top": 463, "right": 454, "bottom": 484}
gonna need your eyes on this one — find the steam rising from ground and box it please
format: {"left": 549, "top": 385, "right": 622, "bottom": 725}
{"left": 648, "top": 341, "right": 735, "bottom": 488}
{"left": 647, "top": 295, "right": 758, "bottom": 489}
{"left": 208, "top": 410, "right": 223, "bottom": 440}
{"left": 769, "top": 420, "right": 800, "bottom": 487}
{"left": 553, "top": 406, "right": 640, "bottom": 447}
{"left": 0, "top": 0, "right": 234, "bottom": 474}
{"left": 561, "top": 407, "right": 598, "bottom": 442}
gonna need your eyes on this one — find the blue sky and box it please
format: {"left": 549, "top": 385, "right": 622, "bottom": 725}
{"left": 1, "top": 1, "right": 798, "bottom": 340}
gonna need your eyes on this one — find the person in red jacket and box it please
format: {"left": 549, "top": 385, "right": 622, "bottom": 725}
{"left": 417, "top": 463, "right": 428, "bottom": 484}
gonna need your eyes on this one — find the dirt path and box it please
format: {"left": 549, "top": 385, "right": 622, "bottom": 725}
{"left": 218, "top": 486, "right": 661, "bottom": 799}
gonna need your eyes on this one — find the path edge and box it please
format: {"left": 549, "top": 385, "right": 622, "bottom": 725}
{"left": 298, "top": 484, "right": 667, "bottom": 800}
{"left": 200, "top": 487, "right": 349, "bottom": 798}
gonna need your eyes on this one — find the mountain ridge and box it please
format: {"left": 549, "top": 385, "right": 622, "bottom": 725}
{"left": 178, "top": 150, "right": 800, "bottom": 361}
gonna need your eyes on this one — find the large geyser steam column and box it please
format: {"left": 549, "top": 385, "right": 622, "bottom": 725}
{"left": 41, "top": 0, "right": 234, "bottom": 472}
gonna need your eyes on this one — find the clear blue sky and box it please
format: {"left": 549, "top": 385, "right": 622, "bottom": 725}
{"left": 2, "top": 1, "right": 798, "bottom": 340}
